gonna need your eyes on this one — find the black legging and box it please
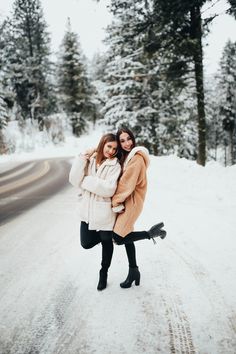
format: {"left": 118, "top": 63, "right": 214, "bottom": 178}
{"left": 125, "top": 243, "right": 137, "bottom": 268}
{"left": 113, "top": 231, "right": 149, "bottom": 269}
{"left": 80, "top": 223, "right": 142, "bottom": 271}
{"left": 80, "top": 221, "right": 114, "bottom": 272}
{"left": 101, "top": 239, "right": 114, "bottom": 271}
{"left": 113, "top": 231, "right": 149, "bottom": 245}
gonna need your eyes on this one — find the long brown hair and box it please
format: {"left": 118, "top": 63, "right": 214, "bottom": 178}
{"left": 96, "top": 133, "right": 118, "bottom": 166}
{"left": 116, "top": 127, "right": 136, "bottom": 166}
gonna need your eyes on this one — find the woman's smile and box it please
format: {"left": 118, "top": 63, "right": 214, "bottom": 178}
{"left": 119, "top": 132, "right": 133, "bottom": 152}
{"left": 103, "top": 141, "right": 118, "bottom": 159}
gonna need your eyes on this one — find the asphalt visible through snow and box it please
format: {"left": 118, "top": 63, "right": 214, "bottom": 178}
{"left": 0, "top": 158, "right": 71, "bottom": 225}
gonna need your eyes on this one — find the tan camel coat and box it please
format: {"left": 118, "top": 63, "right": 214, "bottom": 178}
{"left": 112, "top": 147, "right": 150, "bottom": 237}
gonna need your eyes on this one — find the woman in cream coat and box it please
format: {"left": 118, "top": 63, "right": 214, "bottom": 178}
{"left": 112, "top": 128, "right": 167, "bottom": 289}
{"left": 69, "top": 133, "right": 121, "bottom": 291}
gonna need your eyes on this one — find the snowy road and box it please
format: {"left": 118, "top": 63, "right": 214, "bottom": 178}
{"left": 0, "top": 156, "right": 236, "bottom": 354}
{"left": 0, "top": 159, "right": 70, "bottom": 225}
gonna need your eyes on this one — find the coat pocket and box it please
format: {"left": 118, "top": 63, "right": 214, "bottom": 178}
{"left": 94, "top": 201, "right": 113, "bottom": 225}
{"left": 77, "top": 193, "right": 83, "bottom": 202}
{"left": 76, "top": 194, "right": 82, "bottom": 218}
{"left": 77, "top": 192, "right": 87, "bottom": 220}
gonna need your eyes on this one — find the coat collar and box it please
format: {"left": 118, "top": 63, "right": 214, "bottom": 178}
{"left": 124, "top": 146, "right": 150, "bottom": 170}
{"left": 90, "top": 155, "right": 119, "bottom": 175}
{"left": 90, "top": 152, "right": 118, "bottom": 166}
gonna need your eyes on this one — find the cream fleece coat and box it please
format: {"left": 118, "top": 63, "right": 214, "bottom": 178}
{"left": 112, "top": 146, "right": 150, "bottom": 237}
{"left": 69, "top": 154, "right": 121, "bottom": 231}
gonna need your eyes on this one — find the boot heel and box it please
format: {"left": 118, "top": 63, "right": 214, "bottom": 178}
{"left": 97, "top": 269, "right": 108, "bottom": 291}
{"left": 160, "top": 230, "right": 167, "bottom": 239}
{"left": 135, "top": 274, "right": 140, "bottom": 286}
{"left": 120, "top": 267, "right": 140, "bottom": 288}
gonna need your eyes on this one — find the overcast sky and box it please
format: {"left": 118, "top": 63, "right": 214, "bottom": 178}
{"left": 0, "top": 0, "right": 236, "bottom": 75}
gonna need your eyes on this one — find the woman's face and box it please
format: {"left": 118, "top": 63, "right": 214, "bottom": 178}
{"left": 103, "top": 141, "right": 118, "bottom": 159}
{"left": 119, "top": 132, "right": 133, "bottom": 152}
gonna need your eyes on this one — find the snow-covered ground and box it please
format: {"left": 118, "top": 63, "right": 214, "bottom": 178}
{"left": 0, "top": 129, "right": 236, "bottom": 353}
{"left": 0, "top": 122, "right": 103, "bottom": 169}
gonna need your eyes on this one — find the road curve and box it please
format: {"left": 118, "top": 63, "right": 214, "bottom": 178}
{"left": 0, "top": 158, "right": 71, "bottom": 225}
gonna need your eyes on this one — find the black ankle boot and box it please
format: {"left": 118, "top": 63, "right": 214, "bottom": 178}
{"left": 148, "top": 222, "right": 166, "bottom": 243}
{"left": 97, "top": 269, "right": 108, "bottom": 291}
{"left": 120, "top": 267, "right": 140, "bottom": 288}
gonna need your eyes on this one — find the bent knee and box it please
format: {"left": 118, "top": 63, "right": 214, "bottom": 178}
{"left": 81, "top": 243, "right": 95, "bottom": 249}
{"left": 113, "top": 233, "right": 124, "bottom": 245}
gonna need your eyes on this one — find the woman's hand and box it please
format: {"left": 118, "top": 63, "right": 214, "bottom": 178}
{"left": 84, "top": 153, "right": 91, "bottom": 161}
{"left": 81, "top": 148, "right": 96, "bottom": 161}
{"left": 112, "top": 204, "right": 125, "bottom": 213}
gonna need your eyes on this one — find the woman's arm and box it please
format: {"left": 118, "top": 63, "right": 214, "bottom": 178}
{"left": 112, "top": 155, "right": 144, "bottom": 207}
{"left": 81, "top": 164, "right": 121, "bottom": 198}
{"left": 69, "top": 155, "right": 88, "bottom": 188}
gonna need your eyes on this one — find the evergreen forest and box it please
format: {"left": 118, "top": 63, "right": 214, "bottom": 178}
{"left": 0, "top": 0, "right": 236, "bottom": 166}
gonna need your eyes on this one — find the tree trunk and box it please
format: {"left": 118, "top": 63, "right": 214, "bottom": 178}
{"left": 191, "top": 5, "right": 206, "bottom": 166}
{"left": 230, "top": 129, "right": 234, "bottom": 165}
{"left": 0, "top": 129, "right": 7, "bottom": 154}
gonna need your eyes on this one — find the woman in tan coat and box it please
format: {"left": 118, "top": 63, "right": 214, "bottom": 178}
{"left": 112, "top": 127, "right": 166, "bottom": 288}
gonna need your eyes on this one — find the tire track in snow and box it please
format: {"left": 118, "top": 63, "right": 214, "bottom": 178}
{"left": 159, "top": 239, "right": 236, "bottom": 353}
{"left": 167, "top": 240, "right": 236, "bottom": 338}
{"left": 137, "top": 263, "right": 195, "bottom": 353}
{"left": 161, "top": 293, "right": 195, "bottom": 354}
{"left": 157, "top": 258, "right": 196, "bottom": 354}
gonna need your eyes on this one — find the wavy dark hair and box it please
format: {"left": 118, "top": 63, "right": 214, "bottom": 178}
{"left": 96, "top": 133, "right": 118, "bottom": 165}
{"left": 116, "top": 127, "right": 136, "bottom": 166}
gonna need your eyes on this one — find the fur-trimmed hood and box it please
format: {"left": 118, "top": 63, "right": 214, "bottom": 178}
{"left": 123, "top": 146, "right": 150, "bottom": 170}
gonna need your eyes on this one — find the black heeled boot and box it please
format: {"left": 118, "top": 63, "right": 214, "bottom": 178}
{"left": 113, "top": 223, "right": 166, "bottom": 245}
{"left": 120, "top": 266, "right": 140, "bottom": 288}
{"left": 97, "top": 239, "right": 113, "bottom": 291}
{"left": 97, "top": 269, "right": 108, "bottom": 291}
{"left": 148, "top": 222, "right": 166, "bottom": 243}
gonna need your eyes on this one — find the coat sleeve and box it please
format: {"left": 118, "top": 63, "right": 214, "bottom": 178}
{"left": 69, "top": 155, "right": 87, "bottom": 188}
{"left": 112, "top": 155, "right": 144, "bottom": 207}
{"left": 81, "top": 164, "right": 121, "bottom": 198}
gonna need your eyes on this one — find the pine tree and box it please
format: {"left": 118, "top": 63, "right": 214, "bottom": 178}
{"left": 89, "top": 53, "right": 110, "bottom": 126}
{"left": 0, "top": 83, "right": 9, "bottom": 153}
{"left": 227, "top": 0, "right": 236, "bottom": 18}
{"left": 101, "top": 0, "right": 160, "bottom": 153}
{"left": 0, "top": 20, "right": 9, "bottom": 153}
{"left": 0, "top": 20, "right": 4, "bottom": 73}
{"left": 0, "top": 94, "right": 8, "bottom": 130}
{"left": 218, "top": 40, "right": 236, "bottom": 165}
{"left": 139, "top": 0, "right": 208, "bottom": 164}
{"left": 90, "top": 52, "right": 108, "bottom": 81}
{"left": 5, "top": 0, "right": 54, "bottom": 124}
{"left": 99, "top": 0, "right": 199, "bottom": 156}
{"left": 204, "top": 74, "right": 225, "bottom": 162}
{"left": 0, "top": 19, "right": 15, "bottom": 113}
{"left": 57, "top": 19, "right": 92, "bottom": 136}
{"left": 158, "top": 80, "right": 198, "bottom": 159}
{"left": 96, "top": 0, "right": 236, "bottom": 164}
{"left": 141, "top": 0, "right": 236, "bottom": 165}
